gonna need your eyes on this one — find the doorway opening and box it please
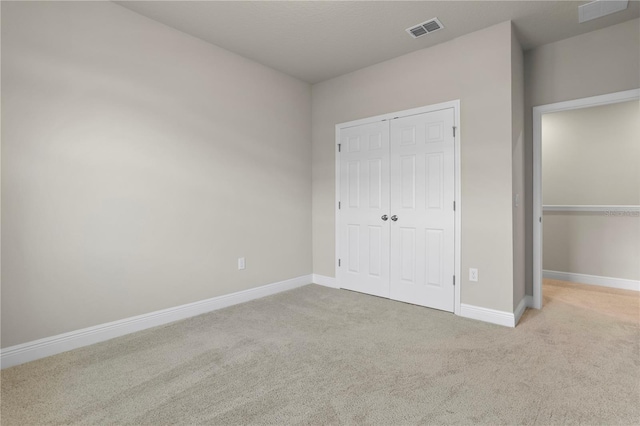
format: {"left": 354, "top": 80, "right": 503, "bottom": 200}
{"left": 532, "top": 89, "right": 640, "bottom": 309}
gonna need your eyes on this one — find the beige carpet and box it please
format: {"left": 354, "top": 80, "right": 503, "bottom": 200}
{"left": 1, "top": 281, "right": 639, "bottom": 425}
{"left": 543, "top": 278, "right": 639, "bottom": 324}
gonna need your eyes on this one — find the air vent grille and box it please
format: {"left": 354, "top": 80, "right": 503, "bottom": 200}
{"left": 579, "top": 0, "right": 628, "bottom": 23}
{"left": 409, "top": 26, "right": 428, "bottom": 38}
{"left": 406, "top": 18, "right": 444, "bottom": 39}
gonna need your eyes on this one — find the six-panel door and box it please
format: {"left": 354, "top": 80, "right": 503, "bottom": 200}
{"left": 338, "top": 121, "right": 391, "bottom": 298}
{"left": 388, "top": 108, "right": 455, "bottom": 311}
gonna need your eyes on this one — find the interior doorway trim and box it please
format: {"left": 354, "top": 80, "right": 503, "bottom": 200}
{"left": 334, "top": 100, "right": 461, "bottom": 315}
{"left": 532, "top": 88, "right": 640, "bottom": 309}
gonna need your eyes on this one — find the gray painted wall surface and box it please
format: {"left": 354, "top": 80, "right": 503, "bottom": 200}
{"left": 1, "top": 1, "right": 312, "bottom": 348}
{"left": 542, "top": 101, "right": 640, "bottom": 281}
{"left": 312, "top": 22, "right": 516, "bottom": 313}
{"left": 524, "top": 18, "right": 640, "bottom": 294}
{"left": 511, "top": 26, "right": 526, "bottom": 310}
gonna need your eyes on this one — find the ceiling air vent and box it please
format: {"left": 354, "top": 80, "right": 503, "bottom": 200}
{"left": 406, "top": 18, "right": 444, "bottom": 39}
{"left": 579, "top": 0, "right": 628, "bottom": 23}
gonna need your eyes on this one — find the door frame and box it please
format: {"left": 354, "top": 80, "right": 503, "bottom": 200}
{"left": 335, "top": 100, "right": 461, "bottom": 315}
{"left": 532, "top": 88, "right": 639, "bottom": 309}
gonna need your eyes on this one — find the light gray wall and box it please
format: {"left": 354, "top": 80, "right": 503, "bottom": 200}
{"left": 312, "top": 22, "right": 516, "bottom": 313}
{"left": 511, "top": 26, "right": 526, "bottom": 310}
{"left": 1, "top": 1, "right": 312, "bottom": 348}
{"left": 524, "top": 18, "right": 640, "bottom": 294}
{"left": 542, "top": 101, "right": 640, "bottom": 281}
{"left": 542, "top": 101, "right": 640, "bottom": 206}
{"left": 543, "top": 214, "right": 640, "bottom": 280}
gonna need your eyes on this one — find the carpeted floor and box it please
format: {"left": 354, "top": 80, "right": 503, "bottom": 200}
{"left": 1, "top": 280, "right": 639, "bottom": 425}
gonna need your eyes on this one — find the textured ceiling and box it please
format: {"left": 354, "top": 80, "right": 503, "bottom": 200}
{"left": 115, "top": 1, "right": 640, "bottom": 84}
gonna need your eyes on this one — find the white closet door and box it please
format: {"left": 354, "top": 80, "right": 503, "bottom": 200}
{"left": 389, "top": 108, "right": 455, "bottom": 311}
{"left": 338, "top": 121, "right": 391, "bottom": 298}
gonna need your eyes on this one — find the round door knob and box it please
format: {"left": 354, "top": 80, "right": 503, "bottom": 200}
{"left": 391, "top": 215, "right": 398, "bottom": 221}
{"left": 381, "top": 215, "right": 388, "bottom": 221}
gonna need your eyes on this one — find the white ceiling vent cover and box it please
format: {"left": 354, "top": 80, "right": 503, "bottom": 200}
{"left": 579, "top": 0, "right": 628, "bottom": 23}
{"left": 406, "top": 18, "right": 444, "bottom": 39}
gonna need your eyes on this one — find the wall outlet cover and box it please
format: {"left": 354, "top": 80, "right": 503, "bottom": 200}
{"left": 469, "top": 268, "right": 478, "bottom": 282}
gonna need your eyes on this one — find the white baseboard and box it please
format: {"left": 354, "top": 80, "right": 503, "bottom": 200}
{"left": 543, "top": 270, "right": 640, "bottom": 292}
{"left": 460, "top": 303, "right": 516, "bottom": 328}
{"left": 0, "top": 274, "right": 313, "bottom": 369}
{"left": 514, "top": 297, "right": 528, "bottom": 326}
{"left": 312, "top": 274, "right": 339, "bottom": 288}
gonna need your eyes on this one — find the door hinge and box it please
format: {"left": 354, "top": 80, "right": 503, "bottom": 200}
{"left": 453, "top": 201, "right": 456, "bottom": 211}
{"left": 338, "top": 143, "right": 341, "bottom": 152}
{"left": 453, "top": 126, "right": 456, "bottom": 137}
{"left": 338, "top": 259, "right": 341, "bottom": 267}
{"left": 453, "top": 275, "right": 455, "bottom": 286}
{"left": 338, "top": 201, "right": 341, "bottom": 209}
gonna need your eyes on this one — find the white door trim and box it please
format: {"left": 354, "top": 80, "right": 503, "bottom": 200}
{"left": 335, "top": 100, "right": 461, "bottom": 315}
{"left": 532, "top": 88, "right": 639, "bottom": 310}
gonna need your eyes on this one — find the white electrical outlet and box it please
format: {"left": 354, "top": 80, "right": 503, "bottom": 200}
{"left": 469, "top": 268, "right": 478, "bottom": 282}
{"left": 238, "top": 257, "right": 246, "bottom": 270}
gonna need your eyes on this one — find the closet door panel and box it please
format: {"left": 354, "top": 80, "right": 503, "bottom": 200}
{"left": 389, "top": 108, "right": 455, "bottom": 311}
{"left": 338, "top": 121, "right": 391, "bottom": 298}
